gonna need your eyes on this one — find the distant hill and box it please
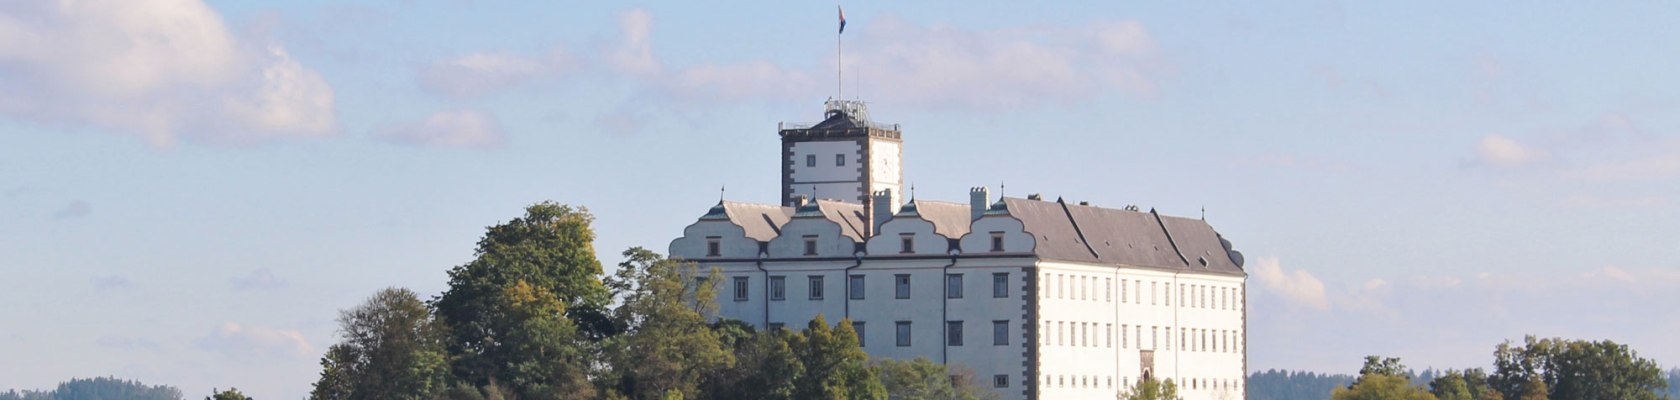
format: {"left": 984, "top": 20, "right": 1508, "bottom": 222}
{"left": 1247, "top": 369, "right": 1354, "bottom": 400}
{"left": 1, "top": 377, "right": 182, "bottom": 400}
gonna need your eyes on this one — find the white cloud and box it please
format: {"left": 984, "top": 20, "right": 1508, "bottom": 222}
{"left": 1476, "top": 134, "right": 1549, "bottom": 167}
{"left": 374, "top": 110, "right": 506, "bottom": 148}
{"left": 420, "top": 51, "right": 562, "bottom": 99}
{"left": 656, "top": 15, "right": 1164, "bottom": 110}
{"left": 0, "top": 0, "right": 337, "bottom": 146}
{"left": 195, "top": 322, "right": 314, "bottom": 358}
{"left": 231, "top": 268, "right": 285, "bottom": 290}
{"left": 609, "top": 8, "right": 659, "bottom": 76}
{"left": 1252, "top": 256, "right": 1330, "bottom": 310}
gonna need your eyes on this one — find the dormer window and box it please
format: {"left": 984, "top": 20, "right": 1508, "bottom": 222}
{"left": 706, "top": 237, "right": 721, "bottom": 257}
{"left": 803, "top": 235, "right": 818, "bottom": 256}
{"left": 900, "top": 233, "right": 914, "bottom": 254}
{"left": 990, "top": 232, "right": 1005, "bottom": 252}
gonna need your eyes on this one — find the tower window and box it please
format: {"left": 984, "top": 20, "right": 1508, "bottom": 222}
{"left": 806, "top": 154, "right": 816, "bottom": 167}
{"left": 895, "top": 274, "right": 911, "bottom": 299}
{"left": 836, "top": 154, "right": 846, "bottom": 166}
{"left": 994, "top": 374, "right": 1009, "bottom": 388}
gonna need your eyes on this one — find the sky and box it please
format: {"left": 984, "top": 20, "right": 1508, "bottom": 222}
{"left": 3, "top": 1, "right": 1679, "bottom": 398}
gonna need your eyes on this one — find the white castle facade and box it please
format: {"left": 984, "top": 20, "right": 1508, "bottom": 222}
{"left": 669, "top": 101, "right": 1249, "bottom": 400}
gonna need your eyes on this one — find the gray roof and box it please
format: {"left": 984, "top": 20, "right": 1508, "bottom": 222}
{"left": 998, "top": 197, "right": 1244, "bottom": 275}
{"left": 718, "top": 201, "right": 793, "bottom": 242}
{"left": 804, "top": 199, "right": 868, "bottom": 242}
{"left": 897, "top": 200, "right": 972, "bottom": 239}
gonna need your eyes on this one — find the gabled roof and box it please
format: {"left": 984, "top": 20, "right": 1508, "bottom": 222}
{"left": 711, "top": 201, "right": 794, "bottom": 242}
{"left": 906, "top": 200, "right": 972, "bottom": 239}
{"left": 805, "top": 199, "right": 868, "bottom": 242}
{"left": 993, "top": 197, "right": 1245, "bottom": 275}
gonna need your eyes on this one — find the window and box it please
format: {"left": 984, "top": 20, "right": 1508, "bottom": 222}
{"left": 1167, "top": 327, "right": 1173, "bottom": 350}
{"left": 1122, "top": 324, "right": 1128, "bottom": 349}
{"left": 769, "top": 276, "right": 786, "bottom": 301}
{"left": 993, "top": 320, "right": 1009, "bottom": 345}
{"left": 1106, "top": 323, "right": 1113, "bottom": 348}
{"left": 768, "top": 322, "right": 784, "bottom": 331}
{"left": 900, "top": 234, "right": 914, "bottom": 253}
{"left": 1134, "top": 280, "right": 1140, "bottom": 303}
{"left": 1151, "top": 282, "right": 1157, "bottom": 305}
{"left": 994, "top": 374, "right": 1009, "bottom": 388}
{"left": 835, "top": 153, "right": 846, "bottom": 166}
{"left": 946, "top": 321, "right": 964, "bottom": 346}
{"left": 896, "top": 321, "right": 912, "bottom": 346}
{"left": 732, "top": 277, "right": 749, "bottom": 301}
{"left": 992, "top": 273, "right": 1009, "bottom": 298}
{"left": 946, "top": 274, "right": 963, "bottom": 299}
{"left": 808, "top": 275, "right": 824, "bottom": 300}
{"left": 852, "top": 321, "right": 865, "bottom": 346}
{"left": 706, "top": 237, "right": 720, "bottom": 257}
{"left": 990, "top": 232, "right": 1005, "bottom": 252}
{"left": 1121, "top": 279, "right": 1127, "bottom": 303}
{"left": 1105, "top": 278, "right": 1111, "bottom": 302}
{"left": 1135, "top": 326, "right": 1142, "bottom": 349}
{"left": 806, "top": 154, "right": 816, "bottom": 167}
{"left": 849, "top": 275, "right": 865, "bottom": 299}
{"left": 802, "top": 235, "right": 818, "bottom": 256}
{"left": 1152, "top": 326, "right": 1158, "bottom": 350}
{"left": 895, "top": 274, "right": 911, "bottom": 299}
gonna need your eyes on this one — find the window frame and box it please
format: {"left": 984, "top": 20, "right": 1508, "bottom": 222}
{"left": 705, "top": 236, "right": 721, "bottom": 257}
{"left": 802, "top": 235, "right": 818, "bottom": 256}
{"left": 732, "top": 276, "right": 749, "bottom": 301}
{"left": 894, "top": 274, "right": 911, "bottom": 299}
{"left": 769, "top": 275, "right": 786, "bottom": 301}
{"left": 807, "top": 275, "right": 824, "bottom": 300}
{"left": 849, "top": 274, "right": 865, "bottom": 300}
{"left": 895, "top": 321, "right": 912, "bottom": 347}
{"left": 945, "top": 273, "right": 963, "bottom": 299}
{"left": 806, "top": 154, "right": 816, "bottom": 167}
{"left": 835, "top": 153, "right": 846, "bottom": 166}
{"left": 946, "top": 321, "right": 964, "bottom": 346}
{"left": 993, "top": 320, "right": 1009, "bottom": 346}
{"left": 992, "top": 272, "right": 1009, "bottom": 298}
{"left": 989, "top": 231, "right": 1005, "bottom": 252}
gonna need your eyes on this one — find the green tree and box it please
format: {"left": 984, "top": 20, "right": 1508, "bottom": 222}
{"left": 787, "top": 315, "right": 886, "bottom": 400}
{"left": 432, "top": 202, "right": 609, "bottom": 392}
{"left": 205, "top": 388, "right": 251, "bottom": 400}
{"left": 600, "top": 248, "right": 734, "bottom": 399}
{"left": 1489, "top": 336, "right": 1666, "bottom": 400}
{"left": 495, "top": 280, "right": 597, "bottom": 399}
{"left": 697, "top": 321, "right": 803, "bottom": 400}
{"left": 0, "top": 377, "right": 184, "bottom": 400}
{"left": 1121, "top": 377, "right": 1182, "bottom": 400}
{"left": 1428, "top": 369, "right": 1501, "bottom": 400}
{"left": 1333, "top": 357, "right": 1435, "bottom": 400}
{"left": 310, "top": 287, "right": 449, "bottom": 400}
{"left": 875, "top": 357, "right": 996, "bottom": 400}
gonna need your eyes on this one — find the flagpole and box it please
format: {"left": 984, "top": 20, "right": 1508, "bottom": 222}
{"left": 837, "top": 6, "right": 843, "bottom": 102}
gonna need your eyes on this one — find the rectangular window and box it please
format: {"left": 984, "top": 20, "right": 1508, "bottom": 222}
{"left": 994, "top": 374, "right": 1009, "bottom": 388}
{"left": 852, "top": 321, "right": 865, "bottom": 346}
{"left": 895, "top": 274, "right": 911, "bottom": 299}
{"left": 849, "top": 275, "right": 865, "bottom": 299}
{"left": 802, "top": 235, "right": 818, "bottom": 256}
{"left": 1151, "top": 282, "right": 1158, "bottom": 305}
{"left": 806, "top": 154, "right": 816, "bottom": 167}
{"left": 732, "top": 276, "right": 749, "bottom": 301}
{"left": 993, "top": 320, "right": 1009, "bottom": 345}
{"left": 1105, "top": 278, "right": 1111, "bottom": 302}
{"left": 835, "top": 153, "right": 846, "bottom": 166}
{"left": 1106, "top": 323, "right": 1112, "bottom": 348}
{"left": 990, "top": 232, "right": 1005, "bottom": 252}
{"left": 769, "top": 276, "right": 786, "bottom": 301}
{"left": 1164, "top": 283, "right": 1170, "bottom": 306}
{"left": 1122, "top": 324, "right": 1128, "bottom": 349}
{"left": 900, "top": 233, "right": 914, "bottom": 253}
{"left": 896, "top": 321, "right": 912, "bottom": 347}
{"left": 992, "top": 273, "right": 1008, "bottom": 298}
{"left": 1121, "top": 279, "right": 1127, "bottom": 303}
{"left": 946, "top": 274, "right": 963, "bottom": 299}
{"left": 1152, "top": 326, "right": 1158, "bottom": 350}
{"left": 1057, "top": 275, "right": 1064, "bottom": 299}
{"left": 1167, "top": 327, "right": 1173, "bottom": 350}
{"left": 706, "top": 237, "right": 720, "bottom": 257}
{"left": 946, "top": 321, "right": 963, "bottom": 346}
{"left": 808, "top": 275, "right": 824, "bottom": 300}
{"left": 1134, "top": 280, "right": 1140, "bottom": 304}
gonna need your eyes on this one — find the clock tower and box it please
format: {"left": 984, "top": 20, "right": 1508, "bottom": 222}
{"left": 778, "top": 99, "right": 903, "bottom": 211}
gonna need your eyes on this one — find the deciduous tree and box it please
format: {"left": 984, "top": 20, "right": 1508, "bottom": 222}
{"left": 600, "top": 248, "right": 734, "bottom": 399}
{"left": 309, "top": 287, "right": 449, "bottom": 400}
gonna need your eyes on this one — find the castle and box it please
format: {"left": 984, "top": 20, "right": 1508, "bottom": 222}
{"left": 668, "top": 100, "right": 1249, "bottom": 400}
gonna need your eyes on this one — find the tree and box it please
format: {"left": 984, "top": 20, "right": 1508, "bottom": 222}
{"left": 697, "top": 321, "right": 803, "bottom": 400}
{"left": 1428, "top": 369, "right": 1500, "bottom": 400}
{"left": 1489, "top": 336, "right": 1667, "bottom": 400}
{"left": 1333, "top": 356, "right": 1435, "bottom": 400}
{"left": 0, "top": 377, "right": 184, "bottom": 400}
{"left": 600, "top": 248, "right": 734, "bottom": 399}
{"left": 431, "top": 202, "right": 609, "bottom": 392}
{"left": 310, "top": 287, "right": 449, "bottom": 400}
{"left": 206, "top": 388, "right": 251, "bottom": 400}
{"left": 1122, "top": 376, "right": 1182, "bottom": 400}
{"left": 875, "top": 357, "right": 996, "bottom": 400}
{"left": 494, "top": 280, "right": 597, "bottom": 399}
{"left": 787, "top": 315, "right": 886, "bottom": 400}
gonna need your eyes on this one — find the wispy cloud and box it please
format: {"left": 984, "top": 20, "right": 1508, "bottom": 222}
{"left": 52, "top": 200, "right": 92, "bottom": 219}
{"left": 419, "top": 51, "right": 566, "bottom": 99}
{"left": 1251, "top": 256, "right": 1330, "bottom": 310}
{"left": 0, "top": 0, "right": 337, "bottom": 146}
{"left": 373, "top": 110, "right": 506, "bottom": 149}
{"left": 230, "top": 268, "right": 286, "bottom": 290}
{"left": 608, "top": 8, "right": 659, "bottom": 76}
{"left": 1475, "top": 134, "right": 1550, "bottom": 168}
{"left": 91, "top": 274, "right": 131, "bottom": 291}
{"left": 195, "top": 322, "right": 314, "bottom": 359}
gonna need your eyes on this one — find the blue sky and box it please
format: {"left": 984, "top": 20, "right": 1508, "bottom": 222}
{"left": 3, "top": 1, "right": 1679, "bottom": 398}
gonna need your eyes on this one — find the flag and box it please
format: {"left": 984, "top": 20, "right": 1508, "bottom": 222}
{"left": 838, "top": 6, "right": 847, "bottom": 34}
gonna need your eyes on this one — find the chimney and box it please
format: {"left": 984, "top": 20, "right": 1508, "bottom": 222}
{"left": 793, "top": 195, "right": 810, "bottom": 208}
{"left": 871, "top": 188, "right": 894, "bottom": 235}
{"left": 1027, "top": 193, "right": 1043, "bottom": 201}
{"left": 969, "top": 186, "right": 989, "bottom": 221}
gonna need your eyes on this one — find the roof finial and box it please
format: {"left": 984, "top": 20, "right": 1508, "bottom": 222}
{"left": 1201, "top": 205, "right": 1206, "bottom": 220}
{"left": 1000, "top": 180, "right": 1005, "bottom": 197}
{"left": 720, "top": 185, "right": 726, "bottom": 202}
